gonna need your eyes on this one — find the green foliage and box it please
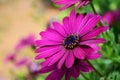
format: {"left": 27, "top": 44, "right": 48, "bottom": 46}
{"left": 107, "top": 72, "right": 120, "bottom": 80}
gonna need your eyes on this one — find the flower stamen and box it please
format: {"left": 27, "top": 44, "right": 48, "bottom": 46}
{"left": 63, "top": 35, "right": 79, "bottom": 49}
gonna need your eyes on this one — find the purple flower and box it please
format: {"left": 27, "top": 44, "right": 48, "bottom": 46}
{"left": 52, "top": 0, "right": 91, "bottom": 10}
{"left": 102, "top": 9, "right": 120, "bottom": 25}
{"left": 15, "top": 57, "right": 31, "bottom": 67}
{"left": 39, "top": 60, "right": 93, "bottom": 80}
{"left": 15, "top": 34, "right": 35, "bottom": 51}
{"left": 29, "top": 62, "right": 40, "bottom": 75}
{"left": 5, "top": 53, "right": 16, "bottom": 62}
{"left": 35, "top": 10, "right": 108, "bottom": 69}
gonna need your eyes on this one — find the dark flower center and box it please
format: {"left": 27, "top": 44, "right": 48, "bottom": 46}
{"left": 63, "top": 35, "right": 79, "bottom": 49}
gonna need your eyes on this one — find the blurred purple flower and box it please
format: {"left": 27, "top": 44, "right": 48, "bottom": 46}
{"left": 52, "top": 0, "right": 91, "bottom": 10}
{"left": 40, "top": 60, "right": 93, "bottom": 80}
{"left": 15, "top": 34, "right": 35, "bottom": 51}
{"left": 35, "top": 10, "right": 108, "bottom": 69}
{"left": 29, "top": 62, "right": 40, "bottom": 75}
{"left": 5, "top": 53, "right": 16, "bottom": 62}
{"left": 102, "top": 9, "right": 120, "bottom": 25}
{"left": 15, "top": 57, "right": 31, "bottom": 67}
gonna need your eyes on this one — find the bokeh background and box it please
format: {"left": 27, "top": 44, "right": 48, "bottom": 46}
{"left": 0, "top": 0, "right": 59, "bottom": 80}
{"left": 0, "top": 0, "right": 120, "bottom": 80}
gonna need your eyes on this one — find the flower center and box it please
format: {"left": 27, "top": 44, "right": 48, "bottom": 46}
{"left": 63, "top": 35, "right": 79, "bottom": 49}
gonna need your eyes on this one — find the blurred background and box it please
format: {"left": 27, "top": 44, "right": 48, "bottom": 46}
{"left": 0, "top": 0, "right": 120, "bottom": 80}
{"left": 0, "top": 0, "right": 59, "bottom": 80}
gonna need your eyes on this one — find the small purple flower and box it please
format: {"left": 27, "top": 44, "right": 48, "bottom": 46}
{"left": 102, "top": 9, "right": 120, "bottom": 25}
{"left": 5, "top": 53, "right": 16, "bottom": 62}
{"left": 29, "top": 62, "right": 40, "bottom": 75}
{"left": 35, "top": 10, "right": 108, "bottom": 69}
{"left": 15, "top": 57, "right": 31, "bottom": 67}
{"left": 52, "top": 0, "right": 91, "bottom": 10}
{"left": 39, "top": 60, "right": 93, "bottom": 80}
{"left": 15, "top": 34, "right": 35, "bottom": 51}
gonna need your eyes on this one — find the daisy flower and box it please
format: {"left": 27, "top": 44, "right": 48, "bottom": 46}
{"left": 5, "top": 53, "right": 16, "bottom": 62}
{"left": 35, "top": 10, "right": 108, "bottom": 69}
{"left": 52, "top": 0, "right": 91, "bottom": 10}
{"left": 39, "top": 59, "right": 93, "bottom": 80}
{"left": 102, "top": 9, "right": 120, "bottom": 25}
{"left": 15, "top": 34, "right": 35, "bottom": 51}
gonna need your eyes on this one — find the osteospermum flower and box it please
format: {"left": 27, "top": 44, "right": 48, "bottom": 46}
{"left": 15, "top": 57, "right": 31, "bottom": 67}
{"left": 52, "top": 0, "right": 91, "bottom": 10}
{"left": 102, "top": 9, "right": 120, "bottom": 25}
{"left": 35, "top": 10, "right": 108, "bottom": 69}
{"left": 39, "top": 60, "right": 93, "bottom": 80}
{"left": 15, "top": 34, "right": 35, "bottom": 51}
{"left": 5, "top": 53, "right": 16, "bottom": 62}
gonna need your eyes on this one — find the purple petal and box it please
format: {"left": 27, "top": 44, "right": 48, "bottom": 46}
{"left": 87, "top": 44, "right": 101, "bottom": 53}
{"left": 71, "top": 66, "right": 80, "bottom": 78}
{"left": 35, "top": 46, "right": 58, "bottom": 53}
{"left": 46, "top": 68, "right": 66, "bottom": 80}
{"left": 81, "top": 26, "right": 109, "bottom": 40}
{"left": 48, "top": 49, "right": 66, "bottom": 66}
{"left": 79, "top": 15, "right": 101, "bottom": 36}
{"left": 77, "top": 1, "right": 86, "bottom": 8}
{"left": 57, "top": 51, "right": 69, "bottom": 69}
{"left": 35, "top": 40, "right": 62, "bottom": 47}
{"left": 73, "top": 47, "right": 86, "bottom": 60}
{"left": 75, "top": 14, "right": 84, "bottom": 33}
{"left": 80, "top": 38, "right": 106, "bottom": 44}
{"left": 39, "top": 64, "right": 57, "bottom": 73}
{"left": 79, "top": 45, "right": 94, "bottom": 55}
{"left": 86, "top": 53, "right": 102, "bottom": 60}
{"left": 62, "top": 17, "right": 70, "bottom": 35}
{"left": 53, "top": 22, "right": 67, "bottom": 37}
{"left": 60, "top": 4, "right": 72, "bottom": 11}
{"left": 65, "top": 70, "right": 72, "bottom": 80}
{"left": 35, "top": 46, "right": 62, "bottom": 59}
{"left": 77, "top": 13, "right": 94, "bottom": 34}
{"left": 65, "top": 51, "right": 75, "bottom": 68}
{"left": 69, "top": 10, "right": 76, "bottom": 33}
{"left": 40, "top": 28, "right": 63, "bottom": 42}
{"left": 78, "top": 61, "right": 93, "bottom": 72}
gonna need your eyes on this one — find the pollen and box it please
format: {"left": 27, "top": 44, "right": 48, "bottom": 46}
{"left": 63, "top": 35, "right": 79, "bottom": 49}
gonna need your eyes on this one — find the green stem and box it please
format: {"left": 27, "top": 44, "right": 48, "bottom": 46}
{"left": 89, "top": 2, "right": 107, "bottom": 80}
{"left": 86, "top": 59, "right": 103, "bottom": 77}
{"left": 81, "top": 72, "right": 90, "bottom": 80}
{"left": 90, "top": 2, "right": 97, "bottom": 14}
{"left": 90, "top": 2, "right": 105, "bottom": 26}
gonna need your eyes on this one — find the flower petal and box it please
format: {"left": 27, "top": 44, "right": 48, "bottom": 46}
{"left": 57, "top": 51, "right": 69, "bottom": 69}
{"left": 86, "top": 53, "right": 102, "bottom": 60}
{"left": 62, "top": 16, "right": 70, "bottom": 35}
{"left": 48, "top": 49, "right": 66, "bottom": 66}
{"left": 35, "top": 40, "right": 62, "bottom": 47}
{"left": 75, "top": 14, "right": 85, "bottom": 33}
{"left": 39, "top": 64, "right": 57, "bottom": 73}
{"left": 79, "top": 15, "right": 101, "bottom": 36}
{"left": 77, "top": 13, "right": 94, "bottom": 34}
{"left": 81, "top": 26, "right": 109, "bottom": 40}
{"left": 80, "top": 38, "right": 106, "bottom": 44}
{"left": 65, "top": 51, "right": 75, "bottom": 68}
{"left": 71, "top": 66, "right": 80, "bottom": 78}
{"left": 79, "top": 45, "right": 94, "bottom": 55}
{"left": 53, "top": 22, "right": 67, "bottom": 37}
{"left": 73, "top": 47, "right": 86, "bottom": 60}
{"left": 40, "top": 28, "right": 63, "bottom": 42}
{"left": 78, "top": 61, "right": 93, "bottom": 72}
{"left": 69, "top": 10, "right": 76, "bottom": 33}
{"left": 65, "top": 70, "right": 72, "bottom": 80}
{"left": 35, "top": 46, "right": 62, "bottom": 59}
{"left": 35, "top": 46, "right": 59, "bottom": 53}
{"left": 46, "top": 67, "right": 66, "bottom": 80}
